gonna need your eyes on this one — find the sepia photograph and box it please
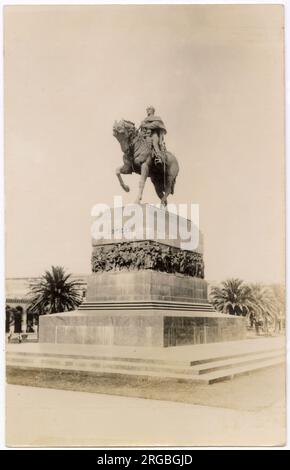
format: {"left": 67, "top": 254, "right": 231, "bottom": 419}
{"left": 3, "top": 2, "right": 287, "bottom": 448}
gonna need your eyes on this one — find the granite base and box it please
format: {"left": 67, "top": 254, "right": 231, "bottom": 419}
{"left": 39, "top": 310, "right": 246, "bottom": 347}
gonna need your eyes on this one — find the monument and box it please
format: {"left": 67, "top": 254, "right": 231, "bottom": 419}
{"left": 39, "top": 108, "right": 246, "bottom": 346}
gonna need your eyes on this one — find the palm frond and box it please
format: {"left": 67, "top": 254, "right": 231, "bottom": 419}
{"left": 28, "top": 266, "right": 82, "bottom": 314}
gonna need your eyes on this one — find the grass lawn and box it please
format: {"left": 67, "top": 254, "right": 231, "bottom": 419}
{"left": 7, "top": 364, "right": 285, "bottom": 412}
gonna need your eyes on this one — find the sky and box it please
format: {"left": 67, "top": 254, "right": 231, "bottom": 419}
{"left": 4, "top": 4, "right": 285, "bottom": 283}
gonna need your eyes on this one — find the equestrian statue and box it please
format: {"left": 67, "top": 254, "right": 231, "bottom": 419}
{"left": 113, "top": 106, "right": 179, "bottom": 207}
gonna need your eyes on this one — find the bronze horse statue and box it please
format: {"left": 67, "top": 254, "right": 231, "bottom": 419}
{"left": 113, "top": 120, "right": 179, "bottom": 207}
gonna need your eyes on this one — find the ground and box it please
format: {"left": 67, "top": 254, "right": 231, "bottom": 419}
{"left": 6, "top": 363, "right": 285, "bottom": 412}
{"left": 6, "top": 365, "right": 286, "bottom": 447}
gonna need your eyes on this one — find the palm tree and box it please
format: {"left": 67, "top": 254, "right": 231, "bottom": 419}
{"left": 209, "top": 278, "right": 255, "bottom": 316}
{"left": 249, "top": 283, "right": 284, "bottom": 334}
{"left": 28, "top": 266, "right": 82, "bottom": 314}
{"left": 249, "top": 284, "right": 275, "bottom": 323}
{"left": 270, "top": 284, "right": 285, "bottom": 332}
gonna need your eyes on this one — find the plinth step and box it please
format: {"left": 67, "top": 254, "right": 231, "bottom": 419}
{"left": 190, "top": 349, "right": 284, "bottom": 375}
{"left": 79, "top": 301, "right": 214, "bottom": 311}
{"left": 6, "top": 345, "right": 285, "bottom": 384}
{"left": 198, "top": 355, "right": 285, "bottom": 384}
{"left": 7, "top": 355, "right": 284, "bottom": 384}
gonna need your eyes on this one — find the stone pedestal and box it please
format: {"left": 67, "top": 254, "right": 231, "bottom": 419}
{"left": 86, "top": 270, "right": 208, "bottom": 304}
{"left": 39, "top": 309, "right": 246, "bottom": 347}
{"left": 39, "top": 204, "right": 246, "bottom": 347}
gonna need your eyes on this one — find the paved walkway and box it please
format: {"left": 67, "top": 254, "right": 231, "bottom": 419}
{"left": 6, "top": 336, "right": 285, "bottom": 362}
{"left": 6, "top": 384, "right": 285, "bottom": 447}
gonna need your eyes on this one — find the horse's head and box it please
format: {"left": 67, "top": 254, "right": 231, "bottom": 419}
{"left": 113, "top": 119, "right": 137, "bottom": 143}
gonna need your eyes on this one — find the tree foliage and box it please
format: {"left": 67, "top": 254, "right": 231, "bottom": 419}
{"left": 210, "top": 278, "right": 285, "bottom": 330}
{"left": 28, "top": 266, "right": 82, "bottom": 314}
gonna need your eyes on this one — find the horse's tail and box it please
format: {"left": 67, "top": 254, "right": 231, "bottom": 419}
{"left": 171, "top": 176, "right": 176, "bottom": 195}
{"left": 165, "top": 151, "right": 179, "bottom": 195}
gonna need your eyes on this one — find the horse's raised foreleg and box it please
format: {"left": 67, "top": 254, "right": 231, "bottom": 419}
{"left": 135, "top": 161, "right": 150, "bottom": 204}
{"left": 116, "top": 165, "right": 130, "bottom": 193}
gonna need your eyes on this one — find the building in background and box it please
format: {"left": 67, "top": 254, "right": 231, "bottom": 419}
{"left": 5, "top": 275, "right": 88, "bottom": 334}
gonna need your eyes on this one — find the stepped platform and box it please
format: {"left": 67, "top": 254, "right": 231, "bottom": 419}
{"left": 6, "top": 336, "right": 285, "bottom": 385}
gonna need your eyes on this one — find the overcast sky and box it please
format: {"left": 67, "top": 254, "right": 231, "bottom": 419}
{"left": 4, "top": 5, "right": 285, "bottom": 283}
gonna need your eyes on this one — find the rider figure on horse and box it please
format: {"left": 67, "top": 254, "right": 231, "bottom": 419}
{"left": 140, "top": 106, "right": 167, "bottom": 165}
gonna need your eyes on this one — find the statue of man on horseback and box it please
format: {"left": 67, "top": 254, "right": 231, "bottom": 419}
{"left": 140, "top": 106, "right": 167, "bottom": 165}
{"left": 113, "top": 107, "right": 179, "bottom": 207}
